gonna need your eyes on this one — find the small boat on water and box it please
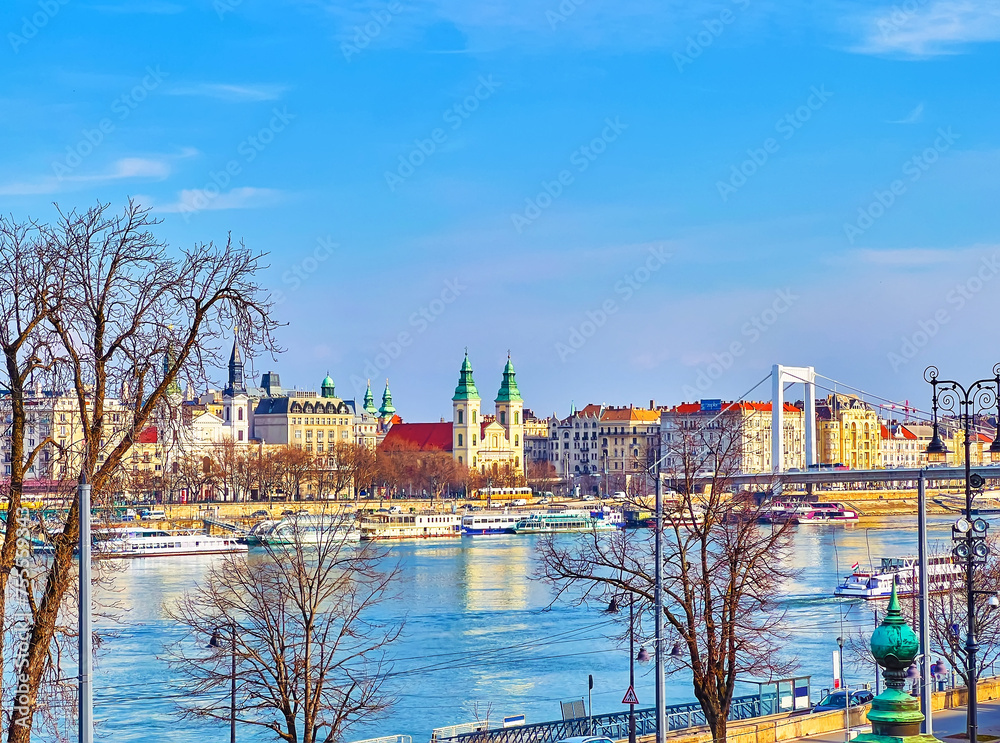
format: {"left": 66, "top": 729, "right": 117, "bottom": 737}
{"left": 360, "top": 512, "right": 463, "bottom": 540}
{"left": 94, "top": 528, "right": 246, "bottom": 558}
{"left": 761, "top": 502, "right": 857, "bottom": 524}
{"left": 510, "top": 512, "right": 618, "bottom": 534}
{"left": 793, "top": 505, "right": 859, "bottom": 524}
{"left": 834, "top": 555, "right": 963, "bottom": 599}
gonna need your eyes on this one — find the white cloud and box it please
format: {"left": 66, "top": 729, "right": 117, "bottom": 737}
{"left": 167, "top": 83, "right": 288, "bottom": 102}
{"left": 853, "top": 1, "right": 1000, "bottom": 56}
{"left": 154, "top": 187, "right": 284, "bottom": 213}
{"left": 0, "top": 157, "right": 172, "bottom": 196}
{"left": 887, "top": 102, "right": 925, "bottom": 124}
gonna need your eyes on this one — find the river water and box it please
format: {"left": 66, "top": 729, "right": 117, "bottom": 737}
{"left": 81, "top": 515, "right": 965, "bottom": 743}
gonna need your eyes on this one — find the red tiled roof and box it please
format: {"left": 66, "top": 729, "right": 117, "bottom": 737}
{"left": 668, "top": 401, "right": 800, "bottom": 414}
{"left": 137, "top": 426, "right": 158, "bottom": 444}
{"left": 380, "top": 422, "right": 453, "bottom": 452}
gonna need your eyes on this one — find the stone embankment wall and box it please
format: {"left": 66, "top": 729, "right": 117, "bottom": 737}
{"left": 641, "top": 677, "right": 1000, "bottom": 743}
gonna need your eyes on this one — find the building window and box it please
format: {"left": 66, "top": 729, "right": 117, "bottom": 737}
{"left": 472, "top": 410, "right": 477, "bottom": 423}
{"left": 458, "top": 409, "right": 464, "bottom": 424}
{"left": 514, "top": 435, "right": 519, "bottom": 446}
{"left": 473, "top": 435, "right": 477, "bottom": 445}
{"left": 458, "top": 433, "right": 463, "bottom": 446}
{"left": 514, "top": 412, "right": 519, "bottom": 425}
{"left": 500, "top": 411, "right": 506, "bottom": 425}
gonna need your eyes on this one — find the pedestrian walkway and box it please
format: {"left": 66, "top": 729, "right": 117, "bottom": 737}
{"left": 797, "top": 700, "right": 1000, "bottom": 743}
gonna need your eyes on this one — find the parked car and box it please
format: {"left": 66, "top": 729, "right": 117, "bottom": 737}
{"left": 812, "top": 689, "right": 874, "bottom": 713}
{"left": 555, "top": 737, "right": 615, "bottom": 743}
{"left": 251, "top": 509, "right": 269, "bottom": 518}
{"left": 281, "top": 509, "right": 295, "bottom": 516}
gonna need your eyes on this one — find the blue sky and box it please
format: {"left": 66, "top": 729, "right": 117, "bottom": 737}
{"left": 3, "top": 0, "right": 1000, "bottom": 421}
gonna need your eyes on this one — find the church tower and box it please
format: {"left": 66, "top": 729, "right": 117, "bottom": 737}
{"left": 379, "top": 380, "right": 396, "bottom": 420}
{"left": 452, "top": 351, "right": 481, "bottom": 468}
{"left": 495, "top": 354, "right": 524, "bottom": 471}
{"left": 222, "top": 337, "right": 250, "bottom": 443}
{"left": 363, "top": 380, "right": 378, "bottom": 417}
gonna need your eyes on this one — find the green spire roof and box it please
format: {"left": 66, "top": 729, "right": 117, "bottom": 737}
{"left": 321, "top": 373, "right": 335, "bottom": 398}
{"left": 452, "top": 351, "right": 480, "bottom": 402}
{"left": 495, "top": 354, "right": 522, "bottom": 403}
{"left": 363, "top": 379, "right": 378, "bottom": 416}
{"left": 379, "top": 380, "right": 396, "bottom": 418}
{"left": 852, "top": 581, "right": 932, "bottom": 743}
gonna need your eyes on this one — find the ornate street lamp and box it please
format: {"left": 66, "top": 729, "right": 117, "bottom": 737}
{"left": 924, "top": 363, "right": 1000, "bottom": 743}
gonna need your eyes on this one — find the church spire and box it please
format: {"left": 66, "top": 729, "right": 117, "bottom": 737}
{"left": 163, "top": 343, "right": 181, "bottom": 396}
{"left": 363, "top": 379, "right": 378, "bottom": 416}
{"left": 452, "top": 351, "right": 480, "bottom": 402}
{"left": 495, "top": 353, "right": 522, "bottom": 403}
{"left": 379, "top": 379, "right": 396, "bottom": 419}
{"left": 225, "top": 335, "right": 246, "bottom": 397}
{"left": 321, "top": 372, "right": 335, "bottom": 399}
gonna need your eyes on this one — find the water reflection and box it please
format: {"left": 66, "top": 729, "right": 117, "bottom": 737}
{"left": 79, "top": 518, "right": 973, "bottom": 743}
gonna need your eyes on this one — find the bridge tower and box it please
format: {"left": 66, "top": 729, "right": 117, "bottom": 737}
{"left": 771, "top": 364, "right": 817, "bottom": 472}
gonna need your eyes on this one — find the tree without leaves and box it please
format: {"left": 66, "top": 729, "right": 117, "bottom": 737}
{"left": 6, "top": 200, "right": 279, "bottom": 743}
{"left": 537, "top": 414, "right": 796, "bottom": 743}
{"left": 166, "top": 510, "right": 401, "bottom": 743}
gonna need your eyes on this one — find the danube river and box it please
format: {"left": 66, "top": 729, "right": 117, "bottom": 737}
{"left": 86, "top": 515, "right": 964, "bottom": 743}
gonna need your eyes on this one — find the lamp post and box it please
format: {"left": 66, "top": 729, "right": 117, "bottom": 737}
{"left": 210, "top": 624, "right": 238, "bottom": 743}
{"left": 606, "top": 594, "right": 641, "bottom": 743}
{"left": 836, "top": 636, "right": 848, "bottom": 742}
{"left": 924, "top": 363, "right": 1000, "bottom": 743}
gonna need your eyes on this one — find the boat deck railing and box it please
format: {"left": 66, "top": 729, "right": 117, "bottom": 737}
{"left": 434, "top": 692, "right": 778, "bottom": 743}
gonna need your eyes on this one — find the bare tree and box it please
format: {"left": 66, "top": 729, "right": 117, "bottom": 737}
{"left": 6, "top": 200, "right": 279, "bottom": 743}
{"left": 537, "top": 412, "right": 796, "bottom": 743}
{"left": 166, "top": 511, "right": 401, "bottom": 743}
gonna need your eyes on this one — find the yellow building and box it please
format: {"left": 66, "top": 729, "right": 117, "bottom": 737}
{"left": 253, "top": 375, "right": 355, "bottom": 454}
{"left": 817, "top": 394, "right": 881, "bottom": 469}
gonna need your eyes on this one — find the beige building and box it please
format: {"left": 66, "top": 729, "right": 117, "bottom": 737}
{"left": 660, "top": 400, "right": 805, "bottom": 474}
{"left": 599, "top": 405, "right": 661, "bottom": 491}
{"left": 253, "top": 375, "right": 355, "bottom": 454}
{"left": 817, "top": 394, "right": 880, "bottom": 469}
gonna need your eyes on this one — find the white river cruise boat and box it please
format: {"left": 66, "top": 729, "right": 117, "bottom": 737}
{"left": 94, "top": 528, "right": 246, "bottom": 559}
{"left": 260, "top": 516, "right": 361, "bottom": 546}
{"left": 834, "top": 555, "right": 963, "bottom": 599}
{"left": 461, "top": 512, "right": 521, "bottom": 535}
{"left": 360, "top": 512, "right": 463, "bottom": 540}
{"left": 510, "top": 512, "right": 619, "bottom": 534}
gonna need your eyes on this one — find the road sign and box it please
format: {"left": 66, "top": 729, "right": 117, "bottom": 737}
{"left": 622, "top": 685, "right": 639, "bottom": 705}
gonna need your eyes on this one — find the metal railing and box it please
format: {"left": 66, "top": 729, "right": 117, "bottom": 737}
{"left": 350, "top": 735, "right": 413, "bottom": 743}
{"left": 438, "top": 692, "right": 778, "bottom": 743}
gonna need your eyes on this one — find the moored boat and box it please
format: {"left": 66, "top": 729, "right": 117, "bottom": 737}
{"left": 793, "top": 505, "right": 859, "bottom": 524}
{"left": 834, "top": 555, "right": 962, "bottom": 599}
{"left": 360, "top": 512, "right": 463, "bottom": 540}
{"left": 259, "top": 515, "right": 361, "bottom": 546}
{"left": 510, "top": 512, "right": 618, "bottom": 534}
{"left": 94, "top": 528, "right": 246, "bottom": 558}
{"left": 461, "top": 512, "right": 521, "bottom": 535}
